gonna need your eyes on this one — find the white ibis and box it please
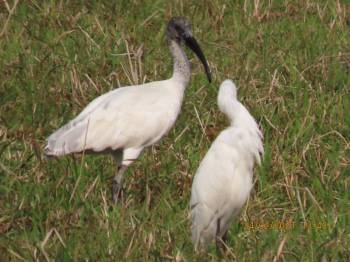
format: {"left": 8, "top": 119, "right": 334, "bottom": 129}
{"left": 45, "top": 17, "right": 211, "bottom": 203}
{"left": 190, "top": 79, "right": 263, "bottom": 250}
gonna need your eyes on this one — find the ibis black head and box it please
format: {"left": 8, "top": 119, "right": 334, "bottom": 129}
{"left": 167, "top": 17, "right": 212, "bottom": 83}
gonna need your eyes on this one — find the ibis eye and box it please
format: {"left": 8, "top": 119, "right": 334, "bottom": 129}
{"left": 174, "top": 24, "right": 185, "bottom": 36}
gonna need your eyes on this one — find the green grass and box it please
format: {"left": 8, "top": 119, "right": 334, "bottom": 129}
{"left": 1, "top": 0, "right": 349, "bottom": 260}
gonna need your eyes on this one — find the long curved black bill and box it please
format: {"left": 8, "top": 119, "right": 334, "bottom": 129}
{"left": 184, "top": 36, "right": 212, "bottom": 83}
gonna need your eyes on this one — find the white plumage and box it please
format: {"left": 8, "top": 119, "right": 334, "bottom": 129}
{"left": 45, "top": 17, "right": 211, "bottom": 203}
{"left": 46, "top": 80, "right": 183, "bottom": 159}
{"left": 190, "top": 79, "right": 264, "bottom": 250}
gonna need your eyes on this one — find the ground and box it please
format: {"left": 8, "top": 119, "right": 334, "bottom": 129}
{"left": 0, "top": 0, "right": 349, "bottom": 260}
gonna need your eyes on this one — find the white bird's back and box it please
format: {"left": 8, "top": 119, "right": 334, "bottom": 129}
{"left": 45, "top": 79, "right": 184, "bottom": 156}
{"left": 190, "top": 79, "right": 263, "bottom": 250}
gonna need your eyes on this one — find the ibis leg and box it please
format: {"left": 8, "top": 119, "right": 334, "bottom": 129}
{"left": 216, "top": 218, "right": 228, "bottom": 254}
{"left": 111, "top": 147, "right": 143, "bottom": 204}
{"left": 216, "top": 218, "right": 222, "bottom": 252}
{"left": 112, "top": 165, "right": 127, "bottom": 204}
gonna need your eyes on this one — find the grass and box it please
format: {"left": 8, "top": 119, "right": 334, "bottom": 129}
{"left": 0, "top": 0, "right": 349, "bottom": 260}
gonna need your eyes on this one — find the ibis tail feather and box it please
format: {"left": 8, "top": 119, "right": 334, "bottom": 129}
{"left": 45, "top": 120, "right": 89, "bottom": 156}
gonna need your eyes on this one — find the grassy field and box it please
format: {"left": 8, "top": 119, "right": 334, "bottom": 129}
{"left": 1, "top": 0, "right": 349, "bottom": 260}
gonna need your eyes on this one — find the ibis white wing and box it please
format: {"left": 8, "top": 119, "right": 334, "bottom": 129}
{"left": 190, "top": 127, "right": 256, "bottom": 248}
{"left": 45, "top": 79, "right": 182, "bottom": 156}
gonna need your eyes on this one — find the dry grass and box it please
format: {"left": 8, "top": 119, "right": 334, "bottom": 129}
{"left": 0, "top": 0, "right": 349, "bottom": 260}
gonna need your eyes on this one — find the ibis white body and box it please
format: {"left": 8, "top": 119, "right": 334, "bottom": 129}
{"left": 190, "top": 79, "right": 263, "bottom": 249}
{"left": 45, "top": 78, "right": 186, "bottom": 164}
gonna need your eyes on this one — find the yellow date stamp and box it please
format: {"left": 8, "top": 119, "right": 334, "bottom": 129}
{"left": 242, "top": 219, "right": 329, "bottom": 231}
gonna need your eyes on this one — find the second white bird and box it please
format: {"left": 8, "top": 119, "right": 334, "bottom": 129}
{"left": 190, "top": 79, "right": 264, "bottom": 250}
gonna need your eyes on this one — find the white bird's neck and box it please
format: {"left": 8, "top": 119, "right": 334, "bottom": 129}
{"left": 219, "top": 90, "right": 260, "bottom": 136}
{"left": 218, "top": 81, "right": 263, "bottom": 165}
{"left": 224, "top": 102, "right": 254, "bottom": 130}
{"left": 223, "top": 101, "right": 263, "bottom": 165}
{"left": 169, "top": 40, "right": 190, "bottom": 87}
{"left": 218, "top": 84, "right": 255, "bottom": 130}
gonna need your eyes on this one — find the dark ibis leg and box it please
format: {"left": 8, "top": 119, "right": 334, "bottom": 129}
{"left": 112, "top": 165, "right": 127, "bottom": 204}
